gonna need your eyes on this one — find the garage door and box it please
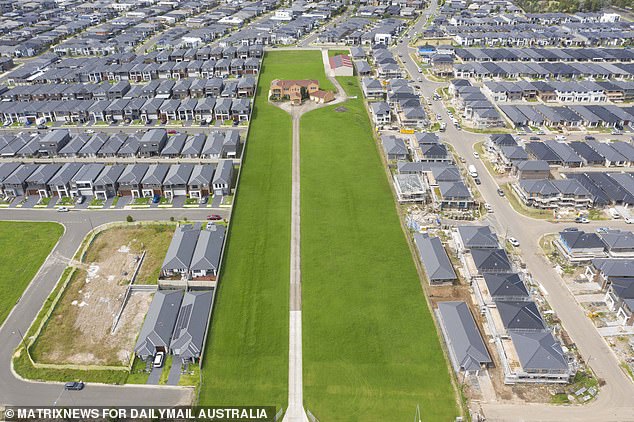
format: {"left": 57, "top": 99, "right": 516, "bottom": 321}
{"left": 174, "top": 189, "right": 187, "bottom": 196}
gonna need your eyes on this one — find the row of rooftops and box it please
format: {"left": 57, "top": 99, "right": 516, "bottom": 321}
{"left": 1, "top": 0, "right": 215, "bottom": 59}
{"left": 161, "top": 223, "right": 226, "bottom": 278}
{"left": 0, "top": 96, "right": 251, "bottom": 124}
{"left": 0, "top": 160, "right": 232, "bottom": 192}
{"left": 454, "top": 60, "right": 634, "bottom": 79}
{"left": 500, "top": 104, "right": 634, "bottom": 128}
{"left": 2, "top": 77, "right": 257, "bottom": 102}
{"left": 457, "top": 225, "right": 571, "bottom": 375}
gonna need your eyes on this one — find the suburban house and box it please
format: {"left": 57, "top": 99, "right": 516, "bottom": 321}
{"left": 169, "top": 290, "right": 214, "bottom": 363}
{"left": 269, "top": 79, "right": 320, "bottom": 105}
{"left": 556, "top": 230, "right": 607, "bottom": 263}
{"left": 134, "top": 290, "right": 184, "bottom": 361}
{"left": 161, "top": 224, "right": 226, "bottom": 286}
{"left": 437, "top": 301, "right": 492, "bottom": 375}
{"left": 212, "top": 159, "right": 233, "bottom": 196}
{"left": 414, "top": 233, "right": 457, "bottom": 284}
{"left": 382, "top": 135, "right": 408, "bottom": 160}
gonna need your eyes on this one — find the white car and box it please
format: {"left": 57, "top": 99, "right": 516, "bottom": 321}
{"left": 473, "top": 151, "right": 480, "bottom": 159}
{"left": 508, "top": 237, "right": 520, "bottom": 247}
{"left": 86, "top": 129, "right": 95, "bottom": 134}
{"left": 57, "top": 207, "right": 69, "bottom": 212}
{"left": 555, "top": 135, "right": 566, "bottom": 141}
{"left": 153, "top": 351, "right": 165, "bottom": 368}
{"left": 484, "top": 203, "right": 493, "bottom": 212}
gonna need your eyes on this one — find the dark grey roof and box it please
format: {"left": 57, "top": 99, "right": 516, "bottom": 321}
{"left": 212, "top": 159, "right": 232, "bottom": 186}
{"left": 600, "top": 230, "right": 634, "bottom": 252}
{"left": 72, "top": 163, "right": 105, "bottom": 184}
{"left": 134, "top": 290, "right": 184, "bottom": 358}
{"left": 471, "top": 248, "right": 512, "bottom": 273}
{"left": 509, "top": 330, "right": 568, "bottom": 371}
{"left": 189, "top": 164, "right": 215, "bottom": 186}
{"left": 592, "top": 258, "right": 634, "bottom": 278}
{"left": 118, "top": 163, "right": 149, "bottom": 185}
{"left": 170, "top": 290, "right": 214, "bottom": 360}
{"left": 48, "top": 162, "right": 82, "bottom": 186}
{"left": 414, "top": 233, "right": 457, "bottom": 282}
{"left": 163, "top": 164, "right": 194, "bottom": 186}
{"left": 95, "top": 164, "right": 125, "bottom": 186}
{"left": 26, "top": 164, "right": 62, "bottom": 185}
{"left": 141, "top": 163, "right": 169, "bottom": 185}
{"left": 190, "top": 224, "right": 226, "bottom": 272}
{"left": 458, "top": 225, "right": 499, "bottom": 249}
{"left": 482, "top": 273, "right": 529, "bottom": 300}
{"left": 559, "top": 230, "right": 605, "bottom": 250}
{"left": 162, "top": 225, "right": 200, "bottom": 272}
{"left": 496, "top": 300, "right": 546, "bottom": 331}
{"left": 438, "top": 301, "right": 492, "bottom": 372}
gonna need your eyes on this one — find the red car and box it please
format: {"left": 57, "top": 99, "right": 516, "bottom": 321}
{"left": 167, "top": 129, "right": 177, "bottom": 134}
{"left": 207, "top": 214, "right": 222, "bottom": 221}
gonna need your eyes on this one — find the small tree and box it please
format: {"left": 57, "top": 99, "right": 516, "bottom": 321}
{"left": 126, "top": 215, "right": 134, "bottom": 223}
{"left": 170, "top": 216, "right": 175, "bottom": 222}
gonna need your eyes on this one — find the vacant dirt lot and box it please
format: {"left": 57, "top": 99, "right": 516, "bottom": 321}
{"left": 31, "top": 225, "right": 175, "bottom": 366}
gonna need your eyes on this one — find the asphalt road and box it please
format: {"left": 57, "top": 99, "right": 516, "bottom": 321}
{"left": 0, "top": 208, "right": 225, "bottom": 407}
{"left": 393, "top": 2, "right": 634, "bottom": 420}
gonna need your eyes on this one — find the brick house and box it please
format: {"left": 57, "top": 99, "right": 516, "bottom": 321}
{"left": 270, "top": 79, "right": 320, "bottom": 105}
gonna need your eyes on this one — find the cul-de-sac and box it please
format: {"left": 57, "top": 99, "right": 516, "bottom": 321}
{"left": 0, "top": 0, "right": 633, "bottom": 420}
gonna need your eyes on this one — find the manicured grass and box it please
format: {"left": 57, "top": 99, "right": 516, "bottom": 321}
{"left": 264, "top": 50, "right": 334, "bottom": 91}
{"left": 0, "top": 222, "right": 63, "bottom": 326}
{"left": 300, "top": 78, "right": 459, "bottom": 421}
{"left": 199, "top": 50, "right": 333, "bottom": 408}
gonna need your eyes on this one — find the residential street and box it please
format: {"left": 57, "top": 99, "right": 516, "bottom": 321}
{"left": 0, "top": 208, "right": 216, "bottom": 407}
{"left": 393, "top": 2, "right": 634, "bottom": 420}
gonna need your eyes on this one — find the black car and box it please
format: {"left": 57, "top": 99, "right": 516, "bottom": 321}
{"left": 474, "top": 178, "right": 481, "bottom": 185}
{"left": 584, "top": 135, "right": 596, "bottom": 141}
{"left": 64, "top": 381, "right": 85, "bottom": 391}
{"left": 529, "top": 136, "right": 540, "bottom": 140}
{"left": 497, "top": 188, "right": 505, "bottom": 197}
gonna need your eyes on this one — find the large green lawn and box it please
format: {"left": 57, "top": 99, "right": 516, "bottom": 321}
{"left": 199, "top": 50, "right": 332, "bottom": 408}
{"left": 300, "top": 77, "right": 459, "bottom": 421}
{"left": 0, "top": 221, "right": 63, "bottom": 326}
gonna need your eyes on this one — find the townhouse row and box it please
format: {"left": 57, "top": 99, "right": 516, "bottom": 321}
{"left": 0, "top": 96, "right": 252, "bottom": 125}
{"left": 0, "top": 160, "right": 234, "bottom": 201}
{"left": 453, "top": 225, "right": 575, "bottom": 384}
{"left": 0, "top": 130, "right": 240, "bottom": 160}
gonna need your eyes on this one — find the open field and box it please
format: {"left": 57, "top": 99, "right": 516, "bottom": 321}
{"left": 30, "top": 225, "right": 174, "bottom": 366}
{"left": 200, "top": 50, "right": 333, "bottom": 407}
{"left": 0, "top": 221, "right": 63, "bottom": 326}
{"left": 300, "top": 77, "right": 459, "bottom": 421}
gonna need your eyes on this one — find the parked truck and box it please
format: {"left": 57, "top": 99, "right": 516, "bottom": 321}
{"left": 468, "top": 164, "right": 478, "bottom": 178}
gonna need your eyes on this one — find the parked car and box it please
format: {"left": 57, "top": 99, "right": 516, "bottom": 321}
{"left": 497, "top": 188, "right": 505, "bottom": 197}
{"left": 563, "top": 227, "right": 579, "bottom": 232}
{"left": 64, "top": 381, "right": 84, "bottom": 391}
{"left": 153, "top": 351, "right": 165, "bottom": 368}
{"left": 86, "top": 129, "right": 95, "bottom": 134}
{"left": 206, "top": 222, "right": 215, "bottom": 230}
{"left": 508, "top": 237, "right": 520, "bottom": 247}
{"left": 575, "top": 217, "right": 589, "bottom": 224}
{"left": 459, "top": 157, "right": 466, "bottom": 163}
{"left": 152, "top": 194, "right": 161, "bottom": 204}
{"left": 207, "top": 214, "right": 222, "bottom": 221}
{"left": 75, "top": 195, "right": 84, "bottom": 205}
{"left": 555, "top": 135, "right": 566, "bottom": 141}
{"left": 609, "top": 208, "right": 621, "bottom": 219}
{"left": 473, "top": 151, "right": 480, "bottom": 158}
{"left": 611, "top": 129, "right": 623, "bottom": 136}
{"left": 484, "top": 203, "right": 493, "bottom": 212}
{"left": 474, "top": 178, "right": 481, "bottom": 185}
{"left": 201, "top": 196, "right": 208, "bottom": 204}
{"left": 584, "top": 135, "right": 596, "bottom": 141}
{"left": 529, "top": 136, "right": 540, "bottom": 141}
{"left": 596, "top": 227, "right": 609, "bottom": 234}
{"left": 167, "top": 129, "right": 177, "bottom": 134}
{"left": 57, "top": 207, "right": 69, "bottom": 212}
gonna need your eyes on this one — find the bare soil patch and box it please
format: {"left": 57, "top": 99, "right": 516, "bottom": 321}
{"left": 31, "top": 225, "right": 174, "bottom": 366}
